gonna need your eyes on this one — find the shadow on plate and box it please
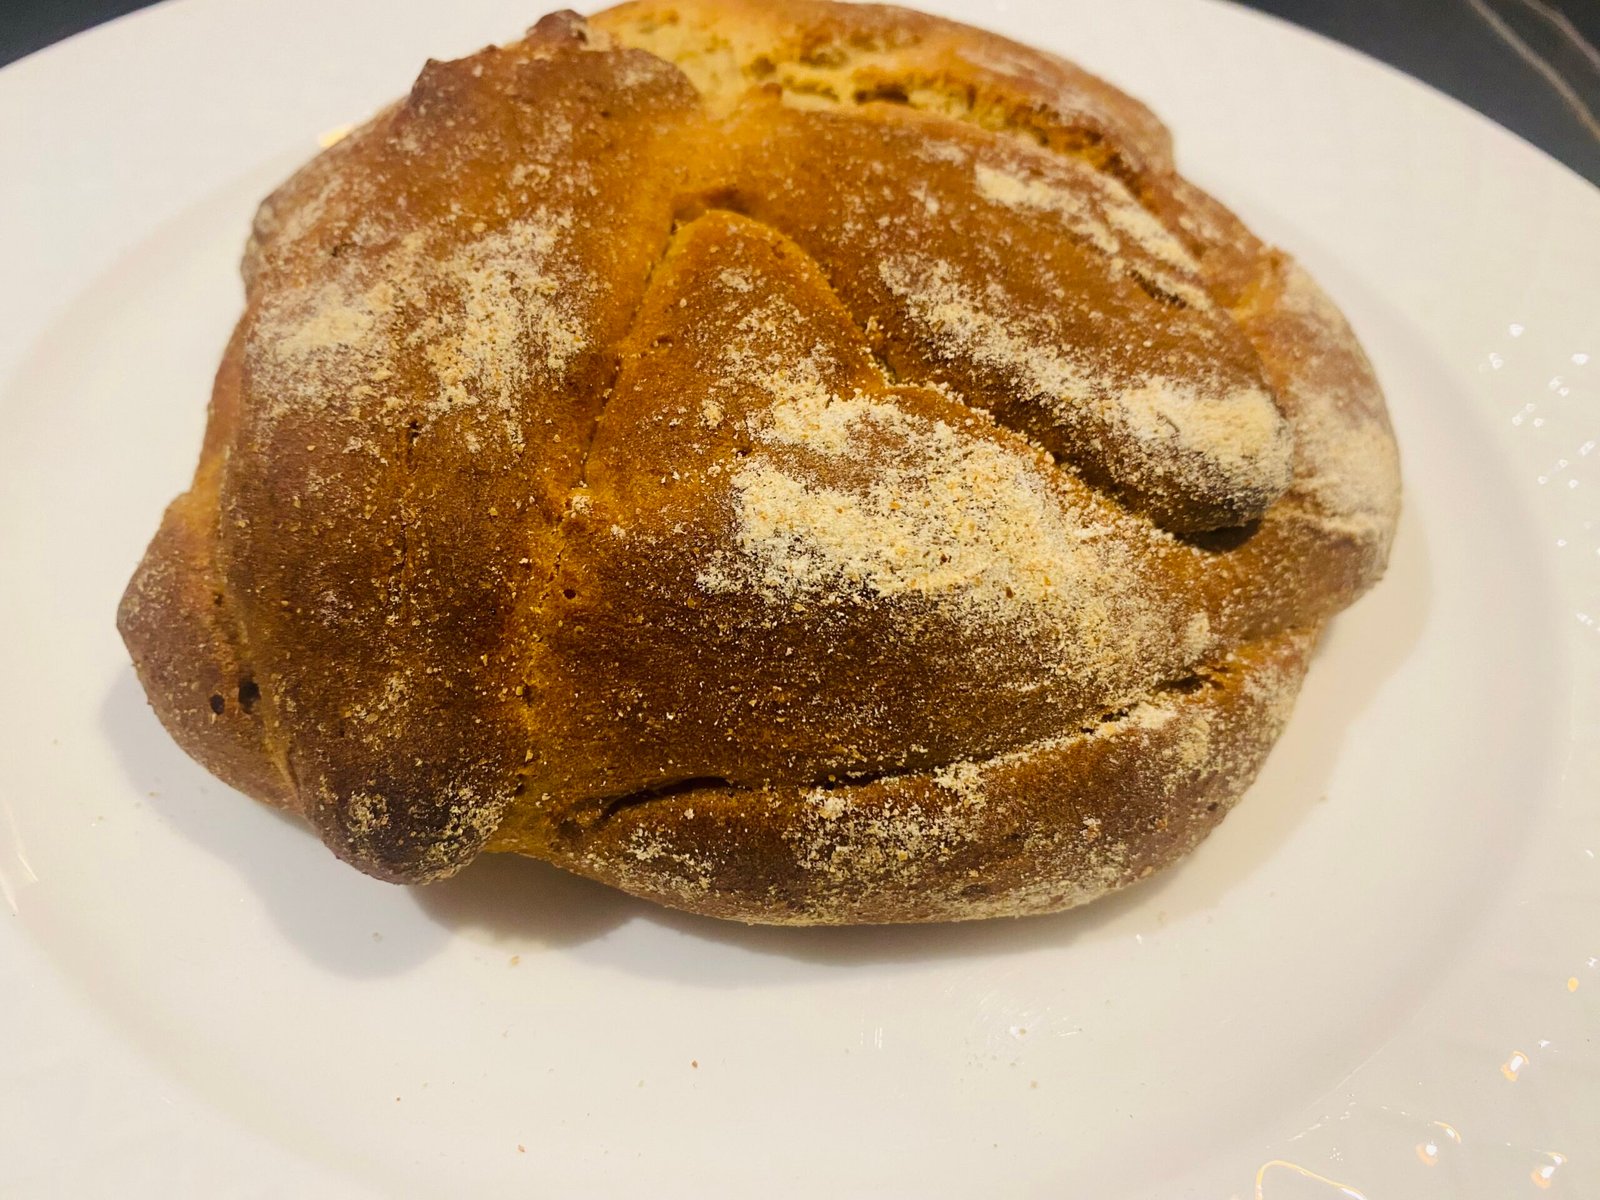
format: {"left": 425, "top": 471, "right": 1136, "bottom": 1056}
{"left": 100, "top": 669, "right": 630, "bottom": 976}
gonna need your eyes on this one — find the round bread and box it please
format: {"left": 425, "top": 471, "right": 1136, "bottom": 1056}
{"left": 118, "top": 0, "right": 1400, "bottom": 924}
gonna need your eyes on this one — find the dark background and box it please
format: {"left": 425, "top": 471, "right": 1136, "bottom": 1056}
{"left": 3, "top": 0, "right": 1597, "bottom": 184}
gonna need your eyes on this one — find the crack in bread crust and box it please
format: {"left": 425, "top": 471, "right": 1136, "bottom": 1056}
{"left": 117, "top": 1, "right": 1400, "bottom": 920}
{"left": 496, "top": 627, "right": 1317, "bottom": 924}
{"left": 572, "top": 652, "right": 1259, "bottom": 829}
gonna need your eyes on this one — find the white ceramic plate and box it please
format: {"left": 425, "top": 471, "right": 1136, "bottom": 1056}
{"left": 2, "top": 0, "right": 1596, "bottom": 1195}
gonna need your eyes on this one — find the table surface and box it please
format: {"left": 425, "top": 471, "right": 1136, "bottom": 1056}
{"left": 2, "top": 0, "right": 1596, "bottom": 185}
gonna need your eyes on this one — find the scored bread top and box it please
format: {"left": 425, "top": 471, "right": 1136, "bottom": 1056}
{"left": 118, "top": 0, "right": 1400, "bottom": 892}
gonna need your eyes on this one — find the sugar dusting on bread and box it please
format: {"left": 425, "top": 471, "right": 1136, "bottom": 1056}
{"left": 973, "top": 159, "right": 1211, "bottom": 311}
{"left": 876, "top": 254, "right": 1292, "bottom": 508}
{"left": 1266, "top": 263, "right": 1402, "bottom": 539}
{"left": 251, "top": 211, "right": 591, "bottom": 448}
{"left": 697, "top": 374, "right": 1171, "bottom": 677}
{"left": 973, "top": 162, "right": 1120, "bottom": 256}
{"left": 678, "top": 274, "right": 1228, "bottom": 702}
{"left": 416, "top": 216, "right": 591, "bottom": 401}
{"left": 1115, "top": 376, "right": 1286, "bottom": 488}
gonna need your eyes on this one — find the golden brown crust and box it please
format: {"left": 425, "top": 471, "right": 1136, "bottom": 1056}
{"left": 493, "top": 626, "right": 1315, "bottom": 924}
{"left": 117, "top": 327, "right": 294, "bottom": 809}
{"left": 118, "top": 1, "right": 1400, "bottom": 921}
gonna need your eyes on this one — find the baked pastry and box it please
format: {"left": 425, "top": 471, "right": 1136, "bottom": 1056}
{"left": 118, "top": 0, "right": 1400, "bottom": 924}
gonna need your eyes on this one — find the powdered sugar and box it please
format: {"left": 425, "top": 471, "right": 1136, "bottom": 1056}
{"left": 877, "top": 254, "right": 1291, "bottom": 507}
{"left": 251, "top": 212, "right": 591, "bottom": 443}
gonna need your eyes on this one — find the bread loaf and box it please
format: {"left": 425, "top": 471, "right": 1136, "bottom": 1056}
{"left": 118, "top": 0, "right": 1400, "bottom": 924}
